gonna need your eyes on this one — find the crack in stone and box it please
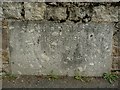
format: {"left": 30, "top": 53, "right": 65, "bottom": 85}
{"left": 21, "top": 2, "right": 25, "bottom": 19}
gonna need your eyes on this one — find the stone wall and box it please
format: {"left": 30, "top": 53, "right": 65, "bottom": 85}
{"left": 1, "top": 2, "right": 120, "bottom": 76}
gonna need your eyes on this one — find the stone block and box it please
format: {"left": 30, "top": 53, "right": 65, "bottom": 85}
{"left": 9, "top": 21, "right": 113, "bottom": 76}
{"left": 2, "top": 2, "right": 22, "bottom": 19}
{"left": 24, "top": 2, "right": 46, "bottom": 20}
{"left": 112, "top": 46, "right": 120, "bottom": 56}
{"left": 46, "top": 7, "right": 67, "bottom": 21}
{"left": 68, "top": 6, "right": 92, "bottom": 22}
{"left": 113, "top": 31, "right": 120, "bottom": 46}
{"left": 2, "top": 64, "right": 11, "bottom": 73}
{"left": 92, "top": 5, "right": 118, "bottom": 22}
{"left": 112, "top": 57, "right": 120, "bottom": 70}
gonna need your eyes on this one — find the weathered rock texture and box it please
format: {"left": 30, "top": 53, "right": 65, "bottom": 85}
{"left": 1, "top": 2, "right": 120, "bottom": 76}
{"left": 112, "top": 21, "right": 120, "bottom": 71}
{"left": 2, "top": 2, "right": 23, "bottom": 19}
{"left": 9, "top": 21, "right": 113, "bottom": 76}
{"left": 24, "top": 2, "right": 46, "bottom": 20}
{"left": 2, "top": 2, "right": 119, "bottom": 22}
{"left": 92, "top": 5, "right": 118, "bottom": 22}
{"left": 46, "top": 7, "right": 67, "bottom": 21}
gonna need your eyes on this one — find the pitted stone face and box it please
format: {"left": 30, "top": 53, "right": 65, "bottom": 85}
{"left": 9, "top": 21, "right": 113, "bottom": 76}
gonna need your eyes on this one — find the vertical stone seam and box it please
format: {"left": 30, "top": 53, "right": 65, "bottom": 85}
{"left": 2, "top": 18, "right": 11, "bottom": 74}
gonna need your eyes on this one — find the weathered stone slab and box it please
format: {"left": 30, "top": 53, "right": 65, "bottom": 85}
{"left": 9, "top": 21, "right": 113, "bottom": 76}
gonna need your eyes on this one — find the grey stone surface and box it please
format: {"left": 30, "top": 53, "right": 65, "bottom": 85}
{"left": 2, "top": 2, "right": 22, "bottom": 19}
{"left": 9, "top": 21, "right": 113, "bottom": 76}
{"left": 24, "top": 2, "right": 46, "bottom": 20}
{"left": 92, "top": 5, "right": 118, "bottom": 22}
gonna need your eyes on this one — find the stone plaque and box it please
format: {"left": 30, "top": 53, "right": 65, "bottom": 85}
{"left": 9, "top": 21, "right": 113, "bottom": 76}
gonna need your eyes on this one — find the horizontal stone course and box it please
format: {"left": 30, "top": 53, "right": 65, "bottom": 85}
{"left": 9, "top": 20, "right": 113, "bottom": 76}
{"left": 2, "top": 2, "right": 119, "bottom": 22}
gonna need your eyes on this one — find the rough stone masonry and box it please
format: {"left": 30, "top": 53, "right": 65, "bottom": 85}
{"left": 1, "top": 2, "right": 119, "bottom": 76}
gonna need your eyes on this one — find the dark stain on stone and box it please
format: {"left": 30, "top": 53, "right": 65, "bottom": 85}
{"left": 43, "top": 51, "right": 46, "bottom": 53}
{"left": 73, "top": 44, "right": 84, "bottom": 64}
{"left": 11, "top": 61, "right": 14, "bottom": 64}
{"left": 61, "top": 52, "right": 72, "bottom": 68}
{"left": 48, "top": 17, "right": 54, "bottom": 21}
{"left": 59, "top": 20, "right": 66, "bottom": 23}
{"left": 114, "top": 22, "right": 120, "bottom": 30}
{"left": 59, "top": 30, "right": 62, "bottom": 32}
{"left": 71, "top": 19, "right": 81, "bottom": 23}
{"left": 37, "top": 38, "right": 40, "bottom": 44}
{"left": 110, "top": 2, "right": 120, "bottom": 6}
{"left": 21, "top": 2, "right": 25, "bottom": 19}
{"left": 66, "top": 7, "right": 70, "bottom": 20}
{"left": 61, "top": 43, "right": 84, "bottom": 69}
{"left": 82, "top": 14, "right": 91, "bottom": 23}
{"left": 37, "top": 36, "right": 40, "bottom": 44}
{"left": 90, "top": 34, "right": 93, "bottom": 37}
{"left": 9, "top": 45, "right": 13, "bottom": 57}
